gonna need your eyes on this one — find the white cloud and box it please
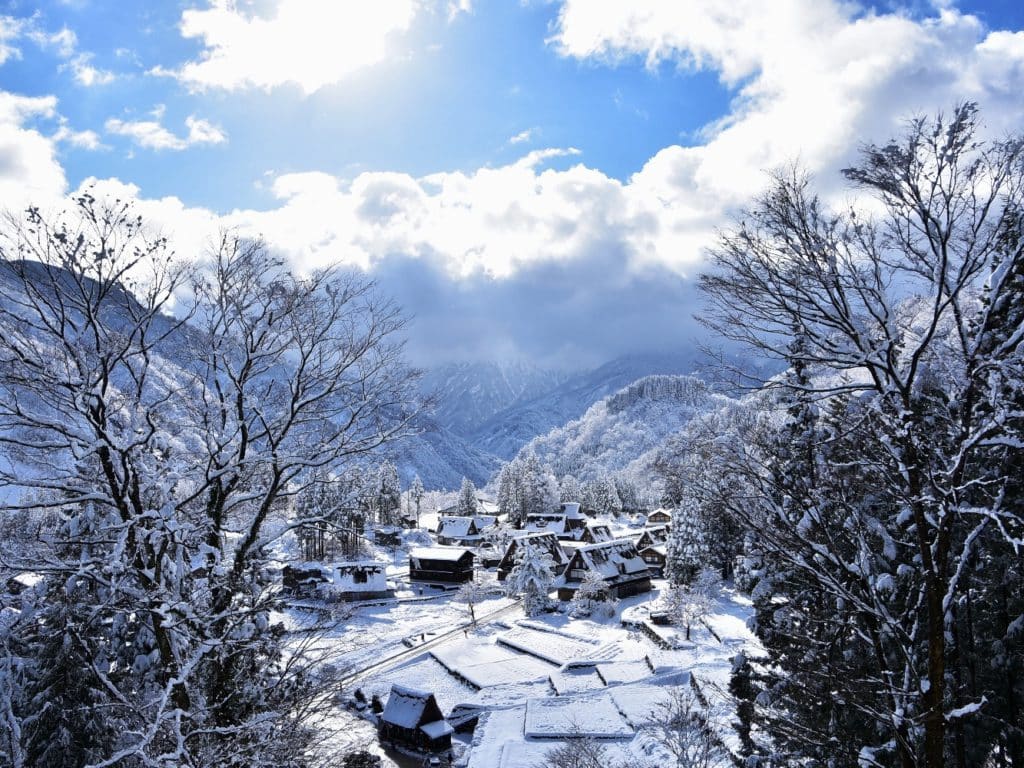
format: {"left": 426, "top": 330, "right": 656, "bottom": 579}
{"left": 0, "top": 15, "right": 27, "bottom": 64}
{"left": 0, "top": 91, "right": 67, "bottom": 208}
{"left": 52, "top": 122, "right": 103, "bottom": 150}
{"left": 67, "top": 53, "right": 116, "bottom": 86}
{"left": 1, "top": 14, "right": 118, "bottom": 86}
{"left": 211, "top": 149, "right": 625, "bottom": 279}
{"left": 447, "top": 0, "right": 473, "bottom": 22}
{"left": 8, "top": 1, "right": 1024, "bottom": 300}
{"left": 26, "top": 25, "right": 77, "bottom": 58}
{"left": 160, "top": 0, "right": 422, "bottom": 94}
{"left": 105, "top": 113, "right": 227, "bottom": 151}
{"left": 508, "top": 128, "right": 534, "bottom": 145}
{"left": 546, "top": 0, "right": 1024, "bottom": 269}
{"left": 185, "top": 115, "right": 227, "bottom": 145}
{"left": 513, "top": 146, "right": 581, "bottom": 169}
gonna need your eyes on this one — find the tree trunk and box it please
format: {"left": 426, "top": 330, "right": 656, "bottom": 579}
{"left": 923, "top": 576, "right": 946, "bottom": 768}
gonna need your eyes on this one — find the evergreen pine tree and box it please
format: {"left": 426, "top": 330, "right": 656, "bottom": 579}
{"left": 506, "top": 538, "right": 555, "bottom": 616}
{"left": 497, "top": 463, "right": 524, "bottom": 527}
{"left": 728, "top": 651, "right": 758, "bottom": 760}
{"left": 408, "top": 474, "right": 425, "bottom": 525}
{"left": 20, "top": 578, "right": 123, "bottom": 768}
{"left": 665, "top": 503, "right": 710, "bottom": 586}
{"left": 376, "top": 461, "right": 402, "bottom": 526}
{"left": 558, "top": 474, "right": 582, "bottom": 504}
{"left": 456, "top": 476, "right": 479, "bottom": 517}
{"left": 519, "top": 448, "right": 558, "bottom": 521}
{"left": 569, "top": 570, "right": 615, "bottom": 619}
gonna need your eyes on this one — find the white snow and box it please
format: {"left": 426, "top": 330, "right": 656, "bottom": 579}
{"left": 409, "top": 546, "right": 472, "bottom": 562}
{"left": 380, "top": 684, "right": 434, "bottom": 728}
{"left": 432, "top": 638, "right": 555, "bottom": 688}
{"left": 289, "top": 533, "right": 760, "bottom": 768}
{"left": 524, "top": 693, "right": 634, "bottom": 738}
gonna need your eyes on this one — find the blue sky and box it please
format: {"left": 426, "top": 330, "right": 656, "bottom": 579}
{"left": 2, "top": 0, "right": 1023, "bottom": 366}
{"left": 3, "top": 0, "right": 735, "bottom": 210}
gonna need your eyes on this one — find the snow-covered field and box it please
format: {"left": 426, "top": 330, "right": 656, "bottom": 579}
{"left": 432, "top": 637, "right": 555, "bottom": 688}
{"left": 293, "top": 575, "right": 761, "bottom": 767}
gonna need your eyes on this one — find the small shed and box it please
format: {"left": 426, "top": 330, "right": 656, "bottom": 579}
{"left": 323, "top": 561, "right": 391, "bottom": 601}
{"left": 374, "top": 526, "right": 402, "bottom": 547}
{"left": 408, "top": 547, "right": 474, "bottom": 584}
{"left": 281, "top": 564, "right": 329, "bottom": 597}
{"left": 377, "top": 684, "right": 453, "bottom": 754}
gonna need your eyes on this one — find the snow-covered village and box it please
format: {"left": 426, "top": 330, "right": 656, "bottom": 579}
{"left": 1, "top": 2, "right": 1023, "bottom": 768}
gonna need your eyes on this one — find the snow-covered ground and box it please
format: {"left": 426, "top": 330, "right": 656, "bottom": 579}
{"left": 290, "top": 574, "right": 761, "bottom": 767}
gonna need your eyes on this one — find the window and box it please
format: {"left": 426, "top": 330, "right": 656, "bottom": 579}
{"left": 354, "top": 571, "right": 368, "bottom": 584}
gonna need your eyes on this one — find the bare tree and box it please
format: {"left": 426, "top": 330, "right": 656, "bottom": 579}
{"left": 0, "top": 193, "right": 419, "bottom": 767}
{"left": 663, "top": 568, "right": 718, "bottom": 642}
{"left": 538, "top": 736, "right": 614, "bottom": 768}
{"left": 453, "top": 578, "right": 489, "bottom": 627}
{"left": 648, "top": 684, "right": 729, "bottom": 768}
{"left": 699, "top": 104, "right": 1024, "bottom": 766}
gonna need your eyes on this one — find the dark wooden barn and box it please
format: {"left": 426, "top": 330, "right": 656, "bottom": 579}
{"left": 408, "top": 547, "right": 474, "bottom": 584}
{"left": 377, "top": 684, "right": 453, "bottom": 754}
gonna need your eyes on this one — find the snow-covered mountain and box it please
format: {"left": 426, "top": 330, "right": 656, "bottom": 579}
{"left": 517, "top": 374, "right": 734, "bottom": 483}
{"left": 0, "top": 262, "right": 504, "bottom": 494}
{"left": 408, "top": 353, "right": 705, "bottom": 488}
{"left": 419, "top": 361, "right": 572, "bottom": 438}
{"left": 469, "top": 352, "right": 703, "bottom": 459}
{"left": 386, "top": 416, "right": 503, "bottom": 490}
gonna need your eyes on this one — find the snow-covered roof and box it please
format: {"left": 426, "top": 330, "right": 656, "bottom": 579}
{"left": 560, "top": 502, "right": 584, "bottom": 519}
{"left": 329, "top": 562, "right": 388, "bottom": 591}
{"left": 637, "top": 526, "right": 669, "bottom": 548}
{"left": 645, "top": 508, "right": 672, "bottom": 522}
{"left": 420, "top": 720, "right": 454, "bottom": 739}
{"left": 473, "top": 514, "right": 498, "bottom": 529}
{"left": 437, "top": 516, "right": 478, "bottom": 538}
{"left": 381, "top": 684, "right": 435, "bottom": 728}
{"left": 500, "top": 531, "right": 570, "bottom": 568}
{"left": 439, "top": 498, "right": 498, "bottom": 517}
{"left": 524, "top": 515, "right": 569, "bottom": 536}
{"left": 587, "top": 524, "right": 613, "bottom": 542}
{"left": 9, "top": 572, "right": 44, "bottom": 589}
{"left": 333, "top": 560, "right": 385, "bottom": 571}
{"left": 410, "top": 546, "right": 472, "bottom": 562}
{"left": 573, "top": 539, "right": 650, "bottom": 583}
